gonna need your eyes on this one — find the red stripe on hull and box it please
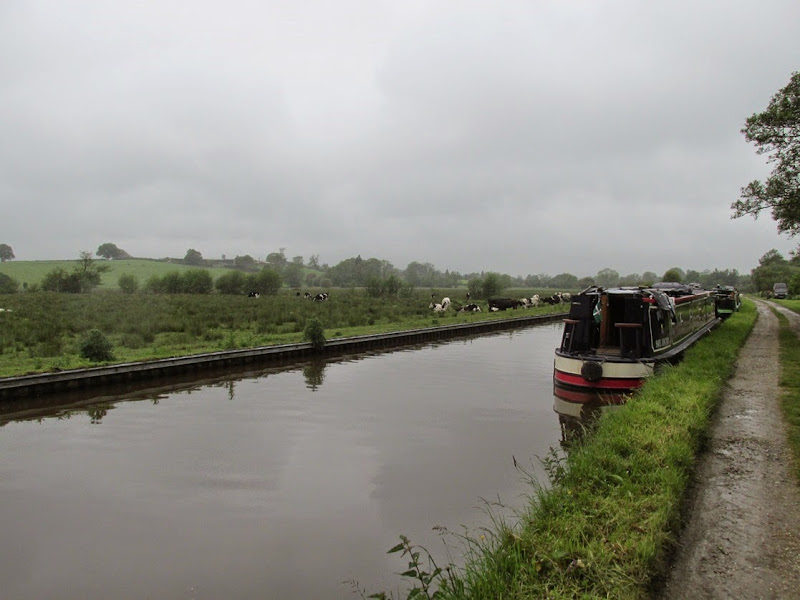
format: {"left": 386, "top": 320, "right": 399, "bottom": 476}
{"left": 553, "top": 386, "right": 628, "bottom": 405}
{"left": 553, "top": 370, "right": 645, "bottom": 391}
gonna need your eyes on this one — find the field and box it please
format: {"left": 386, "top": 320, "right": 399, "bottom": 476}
{"left": 0, "top": 259, "right": 235, "bottom": 290}
{"left": 0, "top": 288, "right": 565, "bottom": 378}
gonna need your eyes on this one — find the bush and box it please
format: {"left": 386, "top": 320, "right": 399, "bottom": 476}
{"left": 79, "top": 329, "right": 115, "bottom": 362}
{"left": 216, "top": 270, "right": 248, "bottom": 295}
{"left": 0, "top": 272, "right": 19, "bottom": 294}
{"left": 118, "top": 273, "right": 139, "bottom": 294}
{"left": 247, "top": 267, "right": 282, "bottom": 296}
{"left": 303, "top": 317, "right": 326, "bottom": 351}
{"left": 182, "top": 269, "right": 214, "bottom": 294}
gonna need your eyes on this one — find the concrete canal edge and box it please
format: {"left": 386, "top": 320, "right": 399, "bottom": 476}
{"left": 0, "top": 312, "right": 566, "bottom": 399}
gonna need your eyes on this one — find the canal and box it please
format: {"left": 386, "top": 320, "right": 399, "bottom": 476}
{"left": 0, "top": 321, "right": 566, "bottom": 599}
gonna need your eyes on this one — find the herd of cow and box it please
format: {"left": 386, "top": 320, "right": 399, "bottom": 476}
{"left": 429, "top": 291, "right": 571, "bottom": 313}
{"left": 246, "top": 289, "right": 571, "bottom": 312}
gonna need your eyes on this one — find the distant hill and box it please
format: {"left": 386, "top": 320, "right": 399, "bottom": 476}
{"left": 0, "top": 259, "right": 235, "bottom": 290}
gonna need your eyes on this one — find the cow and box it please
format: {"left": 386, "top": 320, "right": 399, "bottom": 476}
{"left": 313, "top": 292, "right": 329, "bottom": 301}
{"left": 457, "top": 303, "right": 481, "bottom": 313}
{"left": 488, "top": 298, "right": 523, "bottom": 311}
{"left": 429, "top": 302, "right": 446, "bottom": 313}
{"left": 247, "top": 291, "right": 260, "bottom": 298}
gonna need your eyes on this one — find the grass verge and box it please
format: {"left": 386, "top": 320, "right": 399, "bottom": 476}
{"left": 375, "top": 299, "right": 757, "bottom": 599}
{"left": 774, "top": 309, "right": 800, "bottom": 482}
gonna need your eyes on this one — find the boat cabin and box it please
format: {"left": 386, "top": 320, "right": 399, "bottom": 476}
{"left": 560, "top": 285, "right": 714, "bottom": 360}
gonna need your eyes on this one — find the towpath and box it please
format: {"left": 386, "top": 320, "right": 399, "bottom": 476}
{"left": 659, "top": 299, "right": 800, "bottom": 599}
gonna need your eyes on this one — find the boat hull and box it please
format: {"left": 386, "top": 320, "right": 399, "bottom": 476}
{"left": 553, "top": 354, "right": 654, "bottom": 392}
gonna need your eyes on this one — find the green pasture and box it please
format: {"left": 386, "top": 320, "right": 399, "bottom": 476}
{"left": 0, "top": 259, "right": 235, "bottom": 290}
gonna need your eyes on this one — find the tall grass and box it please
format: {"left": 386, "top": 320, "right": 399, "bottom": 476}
{"left": 0, "top": 288, "right": 565, "bottom": 377}
{"left": 774, "top": 308, "right": 800, "bottom": 482}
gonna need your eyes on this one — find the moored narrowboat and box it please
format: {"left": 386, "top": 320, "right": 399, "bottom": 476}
{"left": 553, "top": 284, "right": 719, "bottom": 395}
{"left": 712, "top": 285, "right": 741, "bottom": 319}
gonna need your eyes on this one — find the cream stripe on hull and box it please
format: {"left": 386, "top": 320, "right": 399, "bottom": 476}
{"left": 554, "top": 355, "right": 656, "bottom": 380}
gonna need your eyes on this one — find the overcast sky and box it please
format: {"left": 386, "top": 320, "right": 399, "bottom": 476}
{"left": 2, "top": 0, "right": 799, "bottom": 278}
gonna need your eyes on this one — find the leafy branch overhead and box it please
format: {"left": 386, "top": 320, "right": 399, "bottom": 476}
{"left": 732, "top": 71, "right": 800, "bottom": 236}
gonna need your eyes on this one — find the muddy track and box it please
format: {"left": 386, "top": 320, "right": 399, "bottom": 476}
{"left": 658, "top": 300, "right": 800, "bottom": 599}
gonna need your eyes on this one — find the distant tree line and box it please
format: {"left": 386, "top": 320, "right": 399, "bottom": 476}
{"left": 0, "top": 242, "right": 775, "bottom": 297}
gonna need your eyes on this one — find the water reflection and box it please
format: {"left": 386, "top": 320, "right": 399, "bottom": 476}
{"left": 552, "top": 386, "right": 629, "bottom": 447}
{"left": 303, "top": 358, "right": 327, "bottom": 390}
{"left": 0, "top": 324, "right": 565, "bottom": 600}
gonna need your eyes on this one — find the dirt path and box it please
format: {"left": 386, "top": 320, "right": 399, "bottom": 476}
{"left": 658, "top": 300, "right": 800, "bottom": 599}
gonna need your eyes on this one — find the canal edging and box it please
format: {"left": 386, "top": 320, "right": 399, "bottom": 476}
{"left": 0, "top": 312, "right": 566, "bottom": 399}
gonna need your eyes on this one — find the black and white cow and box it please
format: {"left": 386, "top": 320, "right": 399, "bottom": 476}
{"left": 457, "top": 303, "right": 481, "bottom": 313}
{"left": 312, "top": 292, "right": 329, "bottom": 301}
{"left": 487, "top": 298, "right": 523, "bottom": 311}
{"left": 247, "top": 291, "right": 260, "bottom": 298}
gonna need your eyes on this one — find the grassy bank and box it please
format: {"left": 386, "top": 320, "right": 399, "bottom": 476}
{"left": 377, "top": 300, "right": 757, "bottom": 599}
{"left": 775, "top": 307, "right": 800, "bottom": 482}
{"left": 0, "top": 289, "right": 564, "bottom": 378}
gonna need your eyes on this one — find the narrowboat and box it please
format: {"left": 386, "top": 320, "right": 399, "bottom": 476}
{"left": 553, "top": 283, "right": 719, "bottom": 395}
{"left": 711, "top": 285, "right": 741, "bottom": 320}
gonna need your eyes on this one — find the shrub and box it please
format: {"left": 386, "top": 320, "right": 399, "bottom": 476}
{"left": 118, "top": 273, "right": 139, "bottom": 294}
{"left": 0, "top": 272, "right": 19, "bottom": 294}
{"left": 79, "top": 329, "right": 114, "bottom": 362}
{"left": 182, "top": 269, "right": 214, "bottom": 294}
{"left": 162, "top": 272, "right": 183, "bottom": 294}
{"left": 247, "top": 268, "right": 282, "bottom": 296}
{"left": 216, "top": 270, "right": 247, "bottom": 295}
{"left": 303, "top": 318, "right": 326, "bottom": 351}
{"left": 144, "top": 274, "right": 165, "bottom": 294}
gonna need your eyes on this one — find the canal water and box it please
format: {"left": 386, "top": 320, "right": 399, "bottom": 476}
{"left": 0, "top": 322, "right": 566, "bottom": 599}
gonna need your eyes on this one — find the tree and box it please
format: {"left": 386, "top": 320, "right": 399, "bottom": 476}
{"left": 42, "top": 251, "right": 110, "bottom": 293}
{"left": 233, "top": 254, "right": 256, "bottom": 270}
{"left": 184, "top": 248, "right": 203, "bottom": 266}
{"left": 732, "top": 71, "right": 800, "bottom": 236}
{"left": 662, "top": 268, "right": 684, "bottom": 283}
{"left": 283, "top": 262, "right": 303, "bottom": 288}
{"left": 641, "top": 271, "right": 658, "bottom": 284}
{"left": 308, "top": 254, "right": 320, "bottom": 269}
{"left": 77, "top": 250, "right": 109, "bottom": 291}
{"left": 751, "top": 249, "right": 795, "bottom": 292}
{"left": 595, "top": 268, "right": 620, "bottom": 288}
{"left": 0, "top": 243, "right": 14, "bottom": 262}
{"left": 266, "top": 248, "right": 287, "bottom": 271}
{"left": 469, "top": 272, "right": 505, "bottom": 299}
{"left": 618, "top": 273, "right": 641, "bottom": 286}
{"left": 96, "top": 242, "right": 129, "bottom": 260}
{"left": 550, "top": 272, "right": 579, "bottom": 289}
